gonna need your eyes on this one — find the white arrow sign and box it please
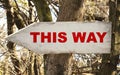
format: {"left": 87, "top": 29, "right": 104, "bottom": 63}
{"left": 6, "top": 22, "right": 111, "bottom": 54}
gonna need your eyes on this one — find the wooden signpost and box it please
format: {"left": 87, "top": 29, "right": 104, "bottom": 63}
{"left": 6, "top": 21, "right": 111, "bottom": 54}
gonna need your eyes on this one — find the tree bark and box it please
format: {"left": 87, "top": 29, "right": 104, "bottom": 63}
{"left": 14, "top": 11, "right": 25, "bottom": 29}
{"left": 44, "top": 0, "right": 84, "bottom": 75}
{"left": 99, "top": 0, "right": 119, "bottom": 75}
{"left": 32, "top": 0, "right": 52, "bottom": 21}
{"left": 4, "top": 0, "right": 21, "bottom": 74}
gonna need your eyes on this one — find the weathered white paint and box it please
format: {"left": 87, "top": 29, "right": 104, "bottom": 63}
{"left": 6, "top": 21, "right": 111, "bottom": 54}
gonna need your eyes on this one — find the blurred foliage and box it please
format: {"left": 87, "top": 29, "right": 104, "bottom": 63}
{"left": 0, "top": 0, "right": 120, "bottom": 75}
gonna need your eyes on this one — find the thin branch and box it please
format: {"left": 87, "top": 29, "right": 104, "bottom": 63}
{"left": 115, "top": 42, "right": 120, "bottom": 45}
{"left": 13, "top": 0, "right": 29, "bottom": 25}
{"left": 14, "top": 0, "right": 20, "bottom": 11}
{"left": 0, "top": 51, "right": 8, "bottom": 57}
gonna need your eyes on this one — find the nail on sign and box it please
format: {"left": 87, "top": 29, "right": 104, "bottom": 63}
{"left": 6, "top": 21, "right": 111, "bottom": 54}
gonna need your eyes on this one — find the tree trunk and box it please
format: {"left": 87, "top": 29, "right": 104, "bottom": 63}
{"left": 99, "top": 0, "right": 119, "bottom": 75}
{"left": 32, "top": 0, "right": 52, "bottom": 21}
{"left": 30, "top": 0, "right": 52, "bottom": 75}
{"left": 44, "top": 0, "right": 84, "bottom": 75}
{"left": 4, "top": 0, "right": 21, "bottom": 74}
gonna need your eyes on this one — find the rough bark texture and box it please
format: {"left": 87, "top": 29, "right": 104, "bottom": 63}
{"left": 44, "top": 54, "right": 72, "bottom": 75}
{"left": 44, "top": 0, "right": 84, "bottom": 75}
{"left": 32, "top": 0, "right": 52, "bottom": 21}
{"left": 57, "top": 0, "right": 84, "bottom": 21}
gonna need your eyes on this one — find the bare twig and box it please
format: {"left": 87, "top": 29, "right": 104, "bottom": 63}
{"left": 0, "top": 51, "right": 8, "bottom": 57}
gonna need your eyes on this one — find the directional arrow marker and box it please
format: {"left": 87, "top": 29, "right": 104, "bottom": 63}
{"left": 6, "top": 22, "right": 111, "bottom": 54}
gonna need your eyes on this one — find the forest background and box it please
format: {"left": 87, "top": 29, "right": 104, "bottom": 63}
{"left": 0, "top": 0, "right": 120, "bottom": 75}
